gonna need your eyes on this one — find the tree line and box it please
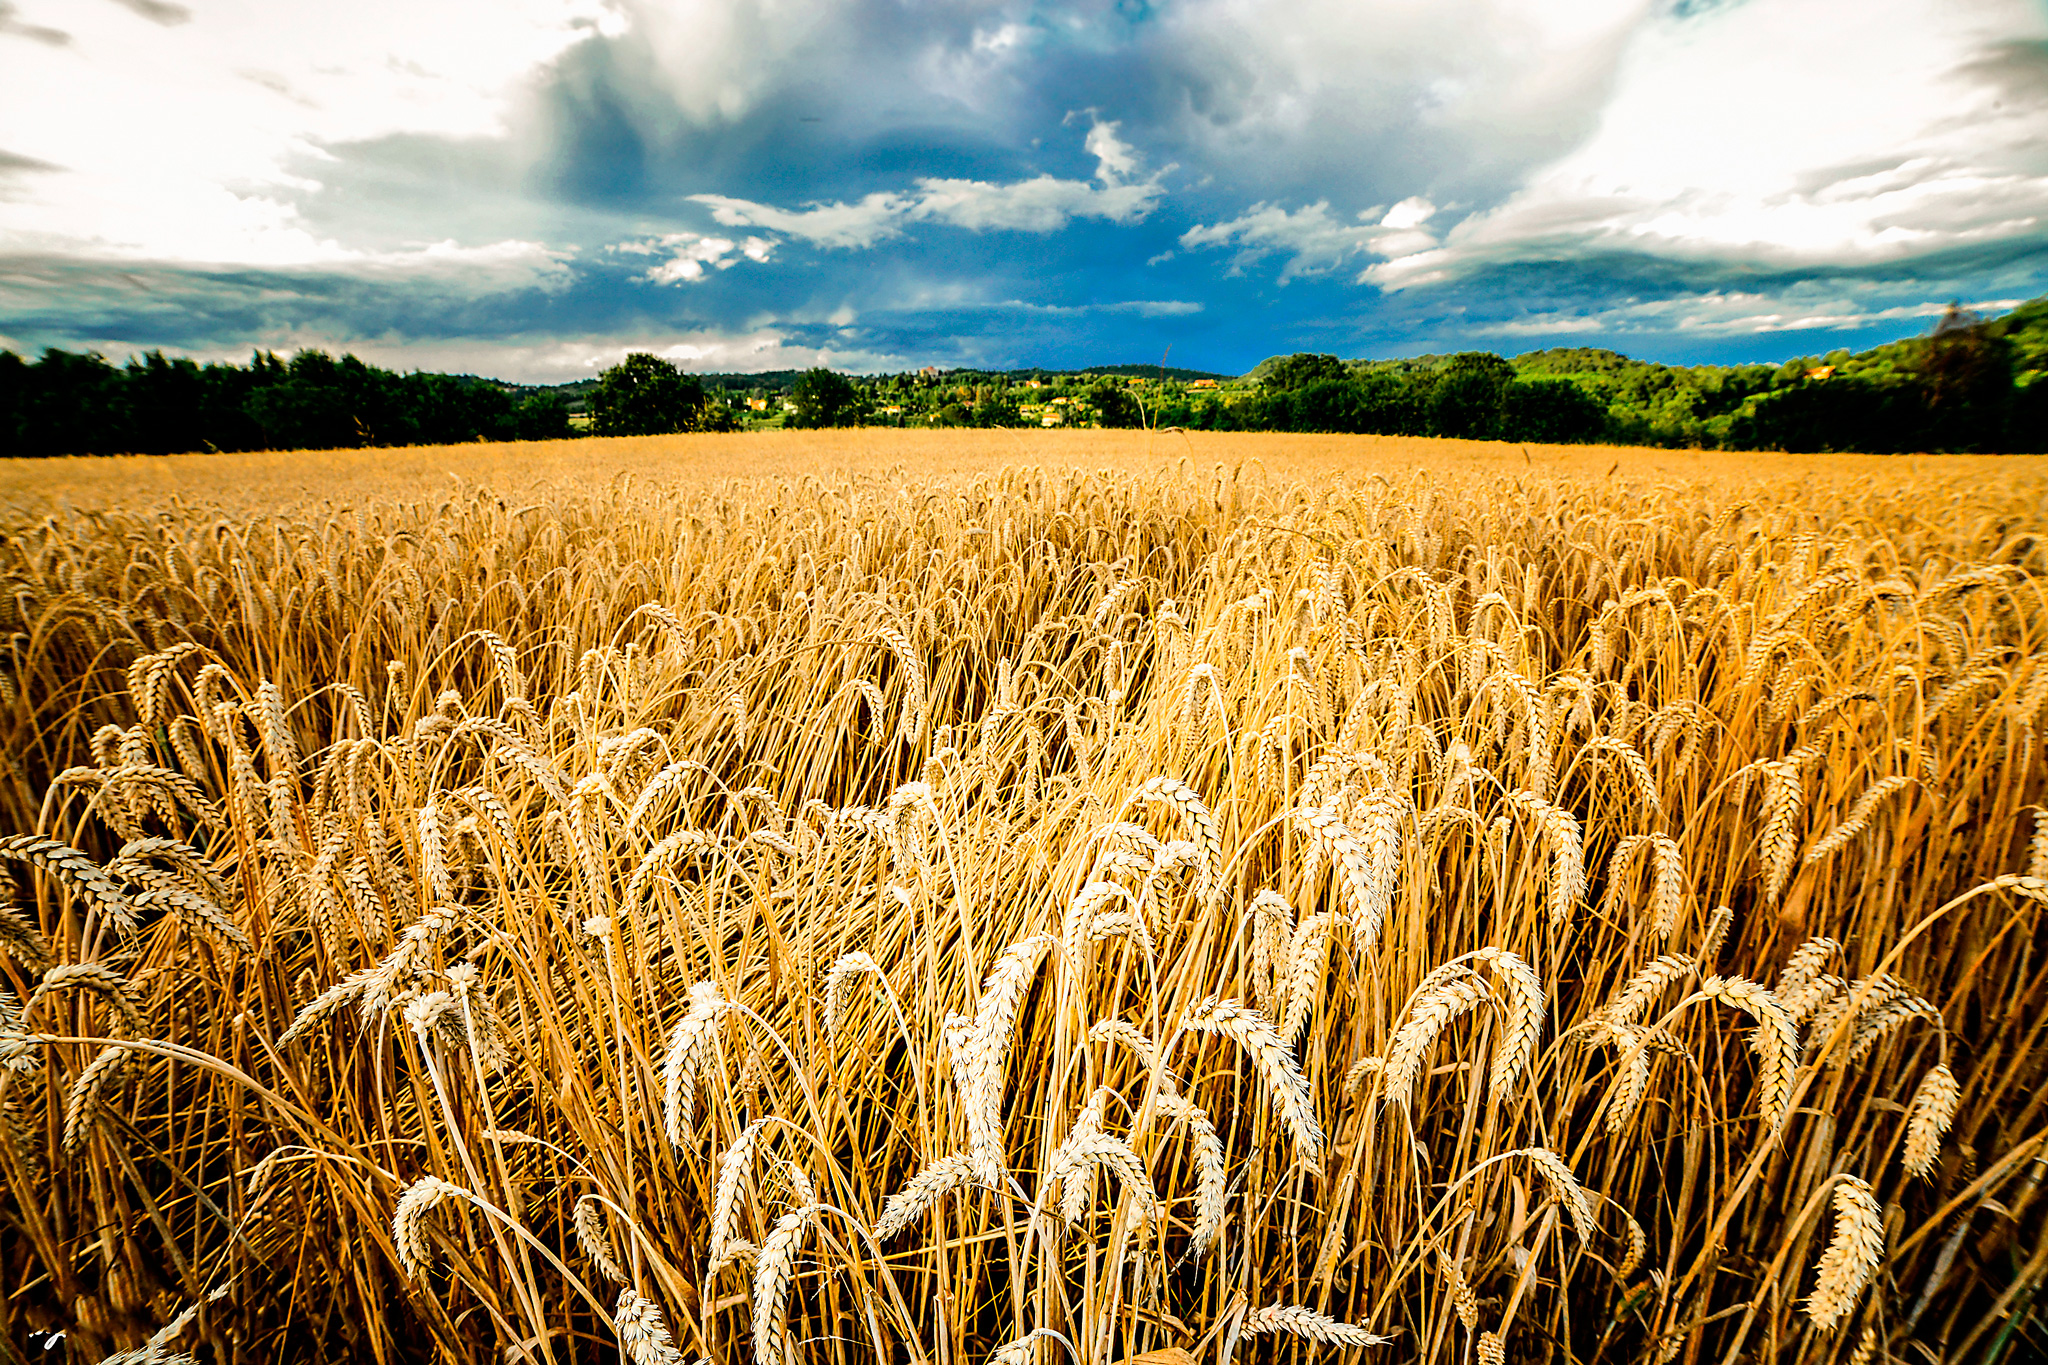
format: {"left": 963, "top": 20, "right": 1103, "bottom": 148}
{"left": 0, "top": 348, "right": 575, "bottom": 457}
{"left": 6, "top": 298, "right": 2045, "bottom": 456}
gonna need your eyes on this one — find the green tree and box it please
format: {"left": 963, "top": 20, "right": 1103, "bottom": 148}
{"left": 590, "top": 353, "right": 706, "bottom": 436}
{"left": 1260, "top": 353, "right": 1349, "bottom": 391}
{"left": 1427, "top": 352, "right": 1516, "bottom": 440}
{"left": 515, "top": 392, "right": 574, "bottom": 441}
{"left": 1086, "top": 381, "right": 1142, "bottom": 428}
{"left": 1915, "top": 305, "right": 2014, "bottom": 452}
{"left": 789, "top": 368, "right": 863, "bottom": 428}
{"left": 1502, "top": 378, "right": 1609, "bottom": 444}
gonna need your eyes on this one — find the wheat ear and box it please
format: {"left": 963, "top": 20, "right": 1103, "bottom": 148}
{"left": 1523, "top": 1146, "right": 1596, "bottom": 1247}
{"left": 0, "top": 835, "right": 136, "bottom": 933}
{"left": 392, "top": 1175, "right": 467, "bottom": 1278}
{"left": 823, "top": 951, "right": 882, "bottom": 1041}
{"left": 62, "top": 1043, "right": 132, "bottom": 1156}
{"left": 1806, "top": 1175, "right": 1884, "bottom": 1331}
{"left": 710, "top": 1117, "right": 771, "bottom": 1272}
{"left": 1385, "top": 970, "right": 1491, "bottom": 1109}
{"left": 1125, "top": 776, "right": 1222, "bottom": 904}
{"left": 959, "top": 935, "right": 1055, "bottom": 1186}
{"left": 752, "top": 1202, "right": 820, "bottom": 1365}
{"left": 1473, "top": 946, "right": 1544, "bottom": 1097}
{"left": 573, "top": 1194, "right": 625, "bottom": 1284}
{"left": 1901, "top": 1063, "right": 1958, "bottom": 1179}
{"left": 1242, "top": 1305, "right": 1390, "bottom": 1346}
{"left": 874, "top": 1151, "right": 976, "bottom": 1240}
{"left": 1183, "top": 996, "right": 1323, "bottom": 1161}
{"left": 613, "top": 1288, "right": 686, "bottom": 1365}
{"left": 1701, "top": 975, "right": 1798, "bottom": 1138}
{"left": 662, "top": 980, "right": 730, "bottom": 1146}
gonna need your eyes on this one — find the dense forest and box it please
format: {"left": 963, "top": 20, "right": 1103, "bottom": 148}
{"left": 3, "top": 298, "right": 2045, "bottom": 455}
{"left": 0, "top": 348, "right": 574, "bottom": 457}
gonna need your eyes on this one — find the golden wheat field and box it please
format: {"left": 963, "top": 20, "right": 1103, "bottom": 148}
{"left": 2, "top": 431, "right": 2046, "bottom": 1365}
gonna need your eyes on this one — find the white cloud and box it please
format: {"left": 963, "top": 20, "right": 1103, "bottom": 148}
{"left": 99, "top": 328, "right": 908, "bottom": 385}
{"left": 614, "top": 231, "right": 775, "bottom": 283}
{"left": 1180, "top": 201, "right": 1412, "bottom": 282}
{"left": 1474, "top": 291, "right": 2030, "bottom": 341}
{"left": 1359, "top": 0, "right": 2048, "bottom": 288}
{"left": 0, "top": 0, "right": 610, "bottom": 266}
{"left": 987, "top": 298, "right": 1203, "bottom": 316}
{"left": 1143, "top": 0, "right": 1653, "bottom": 203}
{"left": 693, "top": 118, "right": 1167, "bottom": 248}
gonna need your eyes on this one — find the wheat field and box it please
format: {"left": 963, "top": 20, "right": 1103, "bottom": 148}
{"left": 1, "top": 432, "right": 2044, "bottom": 1365}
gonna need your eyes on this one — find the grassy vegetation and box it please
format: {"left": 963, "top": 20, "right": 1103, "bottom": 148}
{"left": 0, "top": 433, "right": 2044, "bottom": 1364}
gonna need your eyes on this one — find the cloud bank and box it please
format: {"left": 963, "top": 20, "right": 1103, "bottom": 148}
{"left": 0, "top": 0, "right": 2043, "bottom": 378}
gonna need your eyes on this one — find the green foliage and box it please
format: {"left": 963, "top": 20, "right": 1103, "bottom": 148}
{"left": 1425, "top": 352, "right": 1517, "bottom": 439}
{"left": 1257, "top": 352, "right": 1349, "bottom": 391}
{"left": 790, "top": 368, "right": 864, "bottom": 428}
{"left": 1086, "top": 381, "right": 1143, "bottom": 428}
{"left": 590, "top": 353, "right": 707, "bottom": 437}
{"left": 0, "top": 346, "right": 577, "bottom": 457}
{"left": 1503, "top": 377, "right": 1610, "bottom": 444}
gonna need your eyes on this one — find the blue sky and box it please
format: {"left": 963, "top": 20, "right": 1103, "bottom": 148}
{"left": 3, "top": 0, "right": 2047, "bottom": 381}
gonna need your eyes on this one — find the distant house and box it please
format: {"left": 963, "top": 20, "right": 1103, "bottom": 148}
{"left": 1189, "top": 378, "right": 1219, "bottom": 390}
{"left": 1127, "top": 376, "right": 1150, "bottom": 386}
{"left": 1805, "top": 366, "right": 1837, "bottom": 380}
{"left": 747, "top": 397, "right": 769, "bottom": 411}
{"left": 879, "top": 405, "right": 903, "bottom": 415}
{"left": 1025, "top": 379, "right": 1043, "bottom": 389}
